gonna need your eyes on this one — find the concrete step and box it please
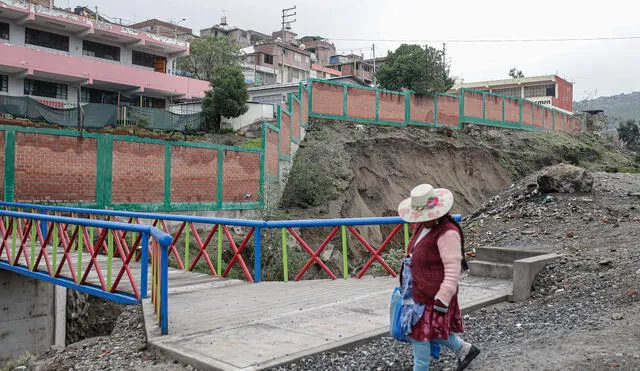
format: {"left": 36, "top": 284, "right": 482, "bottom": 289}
{"left": 468, "top": 260, "right": 513, "bottom": 279}
{"left": 476, "top": 247, "right": 545, "bottom": 264}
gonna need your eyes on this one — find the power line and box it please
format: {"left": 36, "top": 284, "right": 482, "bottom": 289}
{"left": 326, "top": 35, "right": 640, "bottom": 44}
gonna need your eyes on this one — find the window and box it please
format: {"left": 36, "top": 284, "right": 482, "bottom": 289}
{"left": 133, "top": 51, "right": 166, "bottom": 72}
{"left": 142, "top": 96, "right": 166, "bottom": 108}
{"left": 83, "top": 40, "right": 120, "bottom": 61}
{"left": 25, "top": 28, "right": 69, "bottom": 51}
{"left": 263, "top": 54, "right": 274, "bottom": 65}
{"left": 304, "top": 56, "right": 309, "bottom": 64}
{"left": 241, "top": 31, "right": 247, "bottom": 39}
{"left": 81, "top": 87, "right": 117, "bottom": 104}
{"left": 24, "top": 78, "right": 68, "bottom": 99}
{"left": 1, "top": 74, "right": 8, "bottom": 92}
{"left": 493, "top": 87, "right": 521, "bottom": 98}
{"left": 294, "top": 53, "right": 301, "bottom": 63}
{"left": 0, "top": 22, "right": 9, "bottom": 40}
{"left": 524, "top": 84, "right": 556, "bottom": 98}
{"left": 282, "top": 48, "right": 287, "bottom": 56}
{"left": 132, "top": 50, "right": 155, "bottom": 68}
{"left": 291, "top": 68, "right": 300, "bottom": 80}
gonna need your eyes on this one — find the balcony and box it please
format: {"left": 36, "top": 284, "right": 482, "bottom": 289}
{"left": 0, "top": 42, "right": 210, "bottom": 98}
{"left": 0, "top": 0, "right": 188, "bottom": 56}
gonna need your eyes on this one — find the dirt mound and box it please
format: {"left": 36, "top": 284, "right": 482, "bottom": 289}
{"left": 283, "top": 119, "right": 637, "bottom": 221}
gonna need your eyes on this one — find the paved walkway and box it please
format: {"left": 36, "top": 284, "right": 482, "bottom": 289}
{"left": 142, "top": 274, "right": 512, "bottom": 371}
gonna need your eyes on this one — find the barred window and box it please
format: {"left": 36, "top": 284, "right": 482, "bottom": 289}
{"left": 0, "top": 22, "right": 9, "bottom": 40}
{"left": 24, "top": 78, "right": 67, "bottom": 99}
{"left": 492, "top": 87, "right": 521, "bottom": 98}
{"left": 25, "top": 28, "right": 69, "bottom": 51}
{"left": 132, "top": 50, "right": 155, "bottom": 68}
{"left": 524, "top": 84, "right": 556, "bottom": 98}
{"left": 83, "top": 40, "right": 120, "bottom": 61}
{"left": 1, "top": 74, "right": 8, "bottom": 92}
{"left": 263, "top": 54, "right": 274, "bottom": 64}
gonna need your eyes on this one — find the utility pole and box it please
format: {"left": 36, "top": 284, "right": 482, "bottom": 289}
{"left": 372, "top": 43, "right": 376, "bottom": 85}
{"left": 280, "top": 6, "right": 296, "bottom": 84}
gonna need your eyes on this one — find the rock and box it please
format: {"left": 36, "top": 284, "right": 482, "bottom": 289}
{"left": 521, "top": 230, "right": 535, "bottom": 235}
{"left": 566, "top": 231, "right": 575, "bottom": 238}
{"left": 537, "top": 164, "right": 594, "bottom": 193}
{"left": 598, "top": 260, "right": 612, "bottom": 266}
{"left": 543, "top": 195, "right": 554, "bottom": 203}
{"left": 611, "top": 313, "right": 624, "bottom": 320}
{"left": 636, "top": 268, "right": 640, "bottom": 275}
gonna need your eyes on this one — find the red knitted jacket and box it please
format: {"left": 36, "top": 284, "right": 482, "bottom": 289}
{"left": 409, "top": 218, "right": 461, "bottom": 304}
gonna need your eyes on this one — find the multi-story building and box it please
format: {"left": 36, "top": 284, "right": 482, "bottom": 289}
{"left": 200, "top": 18, "right": 270, "bottom": 48}
{"left": 326, "top": 54, "right": 375, "bottom": 85}
{"left": 253, "top": 38, "right": 311, "bottom": 84}
{"left": 450, "top": 74, "right": 574, "bottom": 113}
{"left": 309, "top": 64, "right": 341, "bottom": 80}
{"left": 129, "top": 19, "right": 196, "bottom": 42}
{"left": 298, "top": 36, "right": 335, "bottom": 66}
{"left": 0, "top": 0, "right": 209, "bottom": 109}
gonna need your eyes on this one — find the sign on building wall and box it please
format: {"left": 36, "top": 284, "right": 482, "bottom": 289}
{"left": 528, "top": 96, "right": 553, "bottom": 106}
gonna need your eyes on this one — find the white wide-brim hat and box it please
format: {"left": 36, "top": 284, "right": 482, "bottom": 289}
{"left": 397, "top": 184, "right": 454, "bottom": 223}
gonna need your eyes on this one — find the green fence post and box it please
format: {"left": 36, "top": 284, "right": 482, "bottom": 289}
{"left": 282, "top": 228, "right": 288, "bottom": 282}
{"left": 403, "top": 224, "right": 410, "bottom": 254}
{"left": 519, "top": 99, "right": 523, "bottom": 128}
{"left": 217, "top": 149, "right": 224, "bottom": 209}
{"left": 103, "top": 135, "right": 113, "bottom": 207}
{"left": 217, "top": 224, "right": 223, "bottom": 275}
{"left": 341, "top": 225, "right": 348, "bottom": 279}
{"left": 434, "top": 94, "right": 439, "bottom": 125}
{"left": 375, "top": 90, "right": 380, "bottom": 121}
{"left": 404, "top": 92, "right": 411, "bottom": 124}
{"left": 164, "top": 145, "right": 171, "bottom": 208}
{"left": 458, "top": 91, "right": 464, "bottom": 129}
{"left": 4, "top": 130, "right": 15, "bottom": 202}
{"left": 343, "top": 85, "right": 348, "bottom": 118}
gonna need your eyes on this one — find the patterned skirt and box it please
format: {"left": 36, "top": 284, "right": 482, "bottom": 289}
{"left": 409, "top": 295, "right": 464, "bottom": 341}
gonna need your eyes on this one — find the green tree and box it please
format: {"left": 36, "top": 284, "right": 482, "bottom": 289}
{"left": 176, "top": 36, "right": 240, "bottom": 80}
{"left": 509, "top": 67, "right": 525, "bottom": 78}
{"left": 617, "top": 120, "right": 640, "bottom": 150}
{"left": 203, "top": 65, "right": 248, "bottom": 132}
{"left": 375, "top": 44, "right": 454, "bottom": 95}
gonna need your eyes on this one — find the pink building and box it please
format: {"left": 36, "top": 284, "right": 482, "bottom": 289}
{"left": 0, "top": 0, "right": 209, "bottom": 108}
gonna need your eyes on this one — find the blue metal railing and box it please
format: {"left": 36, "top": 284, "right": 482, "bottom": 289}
{"left": 0, "top": 208, "right": 172, "bottom": 334}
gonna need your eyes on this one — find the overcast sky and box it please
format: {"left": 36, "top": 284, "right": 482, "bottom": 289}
{"left": 64, "top": 0, "right": 638, "bottom": 100}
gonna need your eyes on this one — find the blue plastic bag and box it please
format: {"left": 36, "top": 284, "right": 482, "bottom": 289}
{"left": 390, "top": 287, "right": 408, "bottom": 342}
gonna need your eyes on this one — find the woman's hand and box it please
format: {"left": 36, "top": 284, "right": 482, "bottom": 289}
{"left": 434, "top": 298, "right": 449, "bottom": 314}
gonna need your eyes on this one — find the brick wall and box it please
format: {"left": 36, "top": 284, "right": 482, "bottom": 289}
{"left": 543, "top": 110, "right": 553, "bottom": 130}
{"left": 280, "top": 112, "right": 291, "bottom": 157}
{"left": 463, "top": 91, "right": 483, "bottom": 119}
{"left": 378, "top": 92, "right": 404, "bottom": 122}
{"left": 346, "top": 87, "right": 376, "bottom": 120}
{"left": 312, "top": 82, "right": 343, "bottom": 116}
{"left": 504, "top": 97, "right": 520, "bottom": 124}
{"left": 266, "top": 128, "right": 279, "bottom": 177}
{"left": 533, "top": 105, "right": 544, "bottom": 128}
{"left": 410, "top": 95, "right": 435, "bottom": 123}
{"left": 301, "top": 88, "right": 309, "bottom": 124}
{"left": 521, "top": 101, "right": 533, "bottom": 126}
{"left": 112, "top": 141, "right": 164, "bottom": 203}
{"left": 291, "top": 99, "right": 300, "bottom": 141}
{"left": 14, "top": 133, "right": 97, "bottom": 203}
{"left": 436, "top": 95, "right": 459, "bottom": 126}
{"left": 170, "top": 146, "right": 217, "bottom": 203}
{"left": 222, "top": 151, "right": 260, "bottom": 203}
{"left": 0, "top": 132, "right": 4, "bottom": 200}
{"left": 554, "top": 77, "right": 573, "bottom": 112}
{"left": 485, "top": 95, "right": 502, "bottom": 121}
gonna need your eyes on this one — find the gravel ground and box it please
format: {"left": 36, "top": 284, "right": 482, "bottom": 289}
{"left": 270, "top": 171, "right": 640, "bottom": 371}
{"left": 22, "top": 171, "right": 640, "bottom": 370}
